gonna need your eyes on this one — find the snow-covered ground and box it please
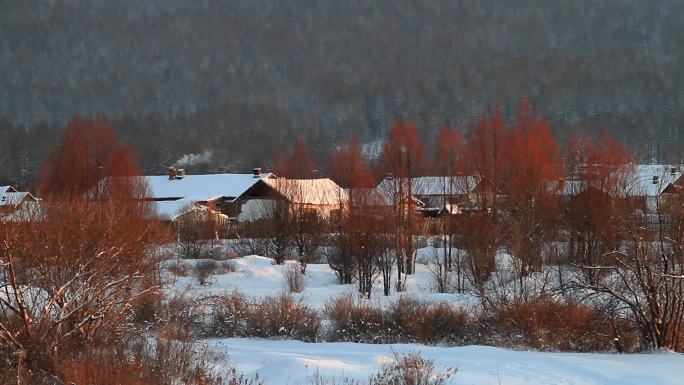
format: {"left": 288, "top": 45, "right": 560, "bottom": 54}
{"left": 211, "top": 338, "right": 682, "bottom": 385}
{"left": 163, "top": 251, "right": 684, "bottom": 384}
{"left": 164, "top": 251, "right": 480, "bottom": 309}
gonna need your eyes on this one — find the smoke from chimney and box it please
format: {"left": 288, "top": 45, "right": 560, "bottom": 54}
{"left": 175, "top": 150, "right": 213, "bottom": 167}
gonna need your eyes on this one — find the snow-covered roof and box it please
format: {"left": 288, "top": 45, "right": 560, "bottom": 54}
{"left": 0, "top": 186, "right": 17, "bottom": 193}
{"left": 345, "top": 188, "right": 391, "bottom": 206}
{"left": 627, "top": 164, "right": 682, "bottom": 197}
{"left": 0, "top": 190, "right": 37, "bottom": 206}
{"left": 153, "top": 199, "right": 196, "bottom": 220}
{"left": 376, "top": 176, "right": 479, "bottom": 197}
{"left": 262, "top": 178, "right": 347, "bottom": 205}
{"left": 144, "top": 173, "right": 273, "bottom": 202}
{"left": 547, "top": 164, "right": 683, "bottom": 197}
{"left": 173, "top": 204, "right": 230, "bottom": 221}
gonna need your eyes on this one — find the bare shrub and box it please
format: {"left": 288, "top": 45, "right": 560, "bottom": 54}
{"left": 0, "top": 187, "right": 169, "bottom": 379}
{"left": 131, "top": 291, "right": 162, "bottom": 325}
{"left": 490, "top": 297, "right": 617, "bottom": 351}
{"left": 388, "top": 296, "right": 473, "bottom": 345}
{"left": 232, "top": 222, "right": 272, "bottom": 257}
{"left": 369, "top": 350, "right": 456, "bottom": 385}
{"left": 225, "top": 249, "right": 240, "bottom": 260}
{"left": 194, "top": 260, "right": 218, "bottom": 285}
{"left": 426, "top": 252, "right": 453, "bottom": 294}
{"left": 209, "top": 291, "right": 251, "bottom": 337}
{"left": 307, "top": 351, "right": 456, "bottom": 385}
{"left": 176, "top": 234, "right": 211, "bottom": 260}
{"left": 56, "top": 338, "right": 260, "bottom": 385}
{"left": 325, "top": 295, "right": 472, "bottom": 345}
{"left": 169, "top": 262, "right": 189, "bottom": 276}
{"left": 221, "top": 260, "right": 238, "bottom": 273}
{"left": 283, "top": 263, "right": 306, "bottom": 293}
{"left": 158, "top": 295, "right": 206, "bottom": 341}
{"left": 324, "top": 295, "right": 386, "bottom": 343}
{"left": 308, "top": 373, "right": 363, "bottom": 385}
{"left": 245, "top": 293, "right": 321, "bottom": 341}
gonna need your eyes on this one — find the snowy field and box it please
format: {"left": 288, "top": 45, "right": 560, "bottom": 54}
{"left": 164, "top": 248, "right": 480, "bottom": 309}
{"left": 167, "top": 248, "right": 478, "bottom": 309}
{"left": 163, "top": 251, "right": 684, "bottom": 384}
{"left": 211, "top": 338, "right": 682, "bottom": 385}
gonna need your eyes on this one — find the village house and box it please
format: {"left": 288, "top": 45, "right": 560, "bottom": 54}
{"left": 172, "top": 204, "right": 231, "bottom": 241}
{"left": 0, "top": 185, "right": 38, "bottom": 217}
{"left": 236, "top": 177, "right": 347, "bottom": 221}
{"left": 549, "top": 164, "right": 683, "bottom": 213}
{"left": 143, "top": 167, "right": 274, "bottom": 221}
{"left": 375, "top": 175, "right": 481, "bottom": 218}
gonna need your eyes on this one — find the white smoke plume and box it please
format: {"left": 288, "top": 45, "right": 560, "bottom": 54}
{"left": 175, "top": 150, "right": 213, "bottom": 166}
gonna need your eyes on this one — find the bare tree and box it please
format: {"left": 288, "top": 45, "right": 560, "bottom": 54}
{"left": 571, "top": 172, "right": 684, "bottom": 350}
{"left": 0, "top": 184, "right": 167, "bottom": 382}
{"left": 376, "top": 121, "right": 427, "bottom": 282}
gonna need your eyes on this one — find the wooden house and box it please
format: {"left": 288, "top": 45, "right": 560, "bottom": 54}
{"left": 236, "top": 177, "right": 347, "bottom": 221}
{"left": 143, "top": 168, "right": 274, "bottom": 221}
{"left": 376, "top": 175, "right": 481, "bottom": 218}
{"left": 0, "top": 186, "right": 38, "bottom": 216}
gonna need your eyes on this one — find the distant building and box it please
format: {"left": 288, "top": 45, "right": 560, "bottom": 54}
{"left": 549, "top": 164, "right": 683, "bottom": 213}
{"left": 237, "top": 177, "right": 347, "bottom": 220}
{"left": 142, "top": 167, "right": 274, "bottom": 220}
{"left": 0, "top": 185, "right": 38, "bottom": 217}
{"left": 376, "top": 175, "right": 481, "bottom": 217}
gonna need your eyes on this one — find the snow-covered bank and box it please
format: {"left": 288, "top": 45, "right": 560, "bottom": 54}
{"left": 164, "top": 253, "right": 480, "bottom": 309}
{"left": 210, "top": 338, "right": 682, "bottom": 385}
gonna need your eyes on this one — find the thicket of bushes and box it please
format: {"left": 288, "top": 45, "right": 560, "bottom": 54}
{"left": 324, "top": 295, "right": 473, "bottom": 345}
{"left": 205, "top": 291, "right": 321, "bottom": 342}
{"left": 485, "top": 298, "right": 640, "bottom": 352}
{"left": 169, "top": 291, "right": 637, "bottom": 352}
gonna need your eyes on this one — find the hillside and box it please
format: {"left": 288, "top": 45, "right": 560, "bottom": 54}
{"left": 2, "top": 1, "right": 684, "bottom": 185}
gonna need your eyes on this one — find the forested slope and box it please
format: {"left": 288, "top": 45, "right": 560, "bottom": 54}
{"left": 2, "top": 0, "right": 684, "bottom": 185}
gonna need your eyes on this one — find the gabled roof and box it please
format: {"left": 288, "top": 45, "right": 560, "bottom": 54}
{"left": 144, "top": 172, "right": 273, "bottom": 202}
{"left": 628, "top": 164, "right": 682, "bottom": 197}
{"left": 0, "top": 186, "right": 17, "bottom": 193}
{"left": 549, "top": 164, "right": 683, "bottom": 198}
{"left": 345, "top": 188, "right": 391, "bottom": 206}
{"left": 173, "top": 204, "right": 230, "bottom": 221}
{"left": 0, "top": 187, "right": 37, "bottom": 207}
{"left": 153, "top": 199, "right": 196, "bottom": 220}
{"left": 261, "top": 178, "right": 347, "bottom": 205}
{"left": 376, "top": 176, "right": 479, "bottom": 197}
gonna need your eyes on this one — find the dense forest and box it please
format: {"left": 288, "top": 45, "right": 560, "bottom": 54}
{"left": 2, "top": 0, "right": 684, "bottom": 187}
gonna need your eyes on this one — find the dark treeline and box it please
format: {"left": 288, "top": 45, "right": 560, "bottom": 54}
{"left": 3, "top": 0, "right": 684, "bottom": 186}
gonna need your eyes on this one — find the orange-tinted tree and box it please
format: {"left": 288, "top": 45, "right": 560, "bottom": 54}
{"left": 502, "top": 101, "right": 563, "bottom": 277}
{"left": 433, "top": 124, "right": 467, "bottom": 287}
{"left": 459, "top": 110, "right": 507, "bottom": 287}
{"left": 328, "top": 136, "right": 375, "bottom": 189}
{"left": 38, "top": 115, "right": 141, "bottom": 200}
{"left": 327, "top": 137, "right": 375, "bottom": 285}
{"left": 466, "top": 109, "right": 506, "bottom": 213}
{"left": 0, "top": 116, "right": 168, "bottom": 382}
{"left": 376, "top": 121, "right": 426, "bottom": 280}
{"left": 272, "top": 138, "right": 316, "bottom": 178}
{"left": 434, "top": 123, "right": 465, "bottom": 176}
{"left": 563, "top": 133, "right": 634, "bottom": 267}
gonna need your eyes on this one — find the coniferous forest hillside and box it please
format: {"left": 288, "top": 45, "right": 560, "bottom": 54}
{"left": 2, "top": 0, "right": 684, "bottom": 186}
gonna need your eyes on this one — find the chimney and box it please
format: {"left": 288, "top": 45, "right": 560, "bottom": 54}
{"left": 671, "top": 167, "right": 677, "bottom": 176}
{"left": 168, "top": 167, "right": 177, "bottom": 180}
{"left": 176, "top": 168, "right": 186, "bottom": 179}
{"left": 653, "top": 175, "right": 660, "bottom": 185}
{"left": 253, "top": 167, "right": 262, "bottom": 178}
